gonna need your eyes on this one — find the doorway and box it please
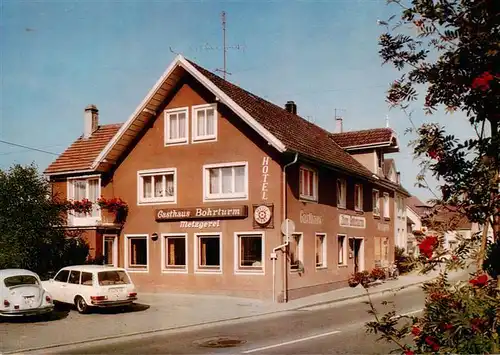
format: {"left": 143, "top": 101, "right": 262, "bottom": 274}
{"left": 349, "top": 237, "right": 364, "bottom": 273}
{"left": 103, "top": 234, "right": 118, "bottom": 267}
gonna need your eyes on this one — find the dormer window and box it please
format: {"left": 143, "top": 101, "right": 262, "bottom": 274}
{"left": 299, "top": 166, "right": 318, "bottom": 201}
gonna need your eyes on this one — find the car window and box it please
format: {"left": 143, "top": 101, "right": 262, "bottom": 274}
{"left": 81, "top": 272, "right": 93, "bottom": 286}
{"left": 68, "top": 270, "right": 81, "bottom": 284}
{"left": 98, "top": 270, "right": 130, "bottom": 286}
{"left": 54, "top": 270, "right": 70, "bottom": 282}
{"left": 4, "top": 275, "right": 39, "bottom": 288}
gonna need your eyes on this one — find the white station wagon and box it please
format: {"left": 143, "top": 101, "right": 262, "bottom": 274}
{"left": 42, "top": 265, "right": 138, "bottom": 314}
{"left": 0, "top": 269, "right": 54, "bottom": 318}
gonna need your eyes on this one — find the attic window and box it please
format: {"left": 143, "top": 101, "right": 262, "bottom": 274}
{"left": 299, "top": 166, "right": 318, "bottom": 202}
{"left": 192, "top": 104, "right": 217, "bottom": 142}
{"left": 164, "top": 107, "right": 188, "bottom": 145}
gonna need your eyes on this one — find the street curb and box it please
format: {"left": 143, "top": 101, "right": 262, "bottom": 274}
{"left": 2, "top": 279, "right": 431, "bottom": 355}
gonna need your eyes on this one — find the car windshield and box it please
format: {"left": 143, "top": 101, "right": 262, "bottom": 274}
{"left": 98, "top": 270, "right": 130, "bottom": 286}
{"left": 4, "top": 275, "right": 39, "bottom": 288}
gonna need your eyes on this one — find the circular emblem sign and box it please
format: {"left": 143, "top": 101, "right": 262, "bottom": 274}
{"left": 254, "top": 205, "right": 272, "bottom": 225}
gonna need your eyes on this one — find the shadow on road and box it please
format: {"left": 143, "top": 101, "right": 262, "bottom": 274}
{"left": 0, "top": 308, "right": 70, "bottom": 323}
{"left": 90, "top": 302, "right": 150, "bottom": 315}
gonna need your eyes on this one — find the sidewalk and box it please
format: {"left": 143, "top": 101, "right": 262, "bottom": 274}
{"left": 1, "top": 268, "right": 467, "bottom": 354}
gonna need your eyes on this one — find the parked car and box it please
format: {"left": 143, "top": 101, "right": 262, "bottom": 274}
{"left": 41, "top": 265, "right": 138, "bottom": 314}
{"left": 0, "top": 269, "right": 54, "bottom": 318}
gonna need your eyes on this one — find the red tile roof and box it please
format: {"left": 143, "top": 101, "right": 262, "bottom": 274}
{"left": 426, "top": 205, "right": 472, "bottom": 230}
{"left": 44, "top": 124, "right": 122, "bottom": 174}
{"left": 187, "top": 60, "right": 374, "bottom": 179}
{"left": 329, "top": 128, "right": 394, "bottom": 148}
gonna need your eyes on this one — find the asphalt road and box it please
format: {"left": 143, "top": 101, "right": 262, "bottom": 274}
{"left": 53, "top": 287, "right": 424, "bottom": 355}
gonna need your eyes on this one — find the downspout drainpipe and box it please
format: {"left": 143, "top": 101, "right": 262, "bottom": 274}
{"left": 272, "top": 152, "right": 298, "bottom": 303}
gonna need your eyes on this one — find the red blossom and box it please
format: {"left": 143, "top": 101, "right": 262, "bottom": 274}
{"left": 418, "top": 236, "right": 438, "bottom": 258}
{"left": 443, "top": 323, "right": 454, "bottom": 331}
{"left": 451, "top": 255, "right": 458, "bottom": 261}
{"left": 425, "top": 336, "right": 440, "bottom": 351}
{"left": 471, "top": 72, "right": 495, "bottom": 91}
{"left": 404, "top": 350, "right": 414, "bottom": 355}
{"left": 411, "top": 326, "right": 421, "bottom": 336}
{"left": 428, "top": 150, "right": 441, "bottom": 160}
{"left": 469, "top": 274, "right": 488, "bottom": 287}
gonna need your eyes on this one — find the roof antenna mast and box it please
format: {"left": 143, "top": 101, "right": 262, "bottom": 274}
{"left": 213, "top": 11, "right": 245, "bottom": 80}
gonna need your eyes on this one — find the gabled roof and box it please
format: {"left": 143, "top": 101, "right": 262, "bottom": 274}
{"left": 44, "top": 124, "right": 122, "bottom": 174}
{"left": 426, "top": 205, "right": 472, "bottom": 230}
{"left": 407, "top": 196, "right": 432, "bottom": 216}
{"left": 329, "top": 128, "right": 398, "bottom": 152}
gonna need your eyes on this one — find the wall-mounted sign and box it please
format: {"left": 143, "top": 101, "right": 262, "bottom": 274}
{"left": 155, "top": 205, "right": 248, "bottom": 222}
{"left": 377, "top": 223, "right": 390, "bottom": 232}
{"left": 253, "top": 204, "right": 274, "bottom": 229}
{"left": 339, "top": 214, "right": 366, "bottom": 229}
{"left": 180, "top": 220, "right": 220, "bottom": 229}
{"left": 261, "top": 156, "right": 270, "bottom": 201}
{"left": 300, "top": 210, "right": 323, "bottom": 225}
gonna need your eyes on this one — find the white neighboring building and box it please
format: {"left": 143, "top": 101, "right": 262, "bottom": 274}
{"left": 384, "top": 159, "right": 409, "bottom": 251}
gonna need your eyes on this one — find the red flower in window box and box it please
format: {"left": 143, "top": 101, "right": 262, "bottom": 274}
{"left": 66, "top": 198, "right": 93, "bottom": 214}
{"left": 97, "top": 196, "right": 129, "bottom": 223}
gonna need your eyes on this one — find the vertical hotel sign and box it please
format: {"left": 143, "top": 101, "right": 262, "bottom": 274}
{"left": 261, "top": 156, "right": 270, "bottom": 201}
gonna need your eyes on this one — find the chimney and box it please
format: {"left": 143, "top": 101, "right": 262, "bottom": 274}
{"left": 397, "top": 172, "right": 401, "bottom": 185}
{"left": 285, "top": 101, "right": 297, "bottom": 115}
{"left": 83, "top": 104, "right": 99, "bottom": 139}
{"left": 335, "top": 117, "right": 343, "bottom": 133}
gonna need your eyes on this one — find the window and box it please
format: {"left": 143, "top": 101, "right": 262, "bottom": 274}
{"left": 192, "top": 104, "right": 217, "bottom": 142}
{"left": 4, "top": 275, "right": 38, "bottom": 288}
{"left": 236, "top": 233, "right": 264, "bottom": 273}
{"left": 67, "top": 177, "right": 100, "bottom": 218}
{"left": 164, "top": 107, "right": 188, "bottom": 145}
{"left": 354, "top": 184, "right": 363, "bottom": 211}
{"left": 203, "top": 162, "right": 248, "bottom": 201}
{"left": 374, "top": 236, "right": 390, "bottom": 267}
{"left": 68, "top": 270, "right": 81, "bottom": 284}
{"left": 372, "top": 189, "right": 380, "bottom": 216}
{"left": 81, "top": 272, "right": 93, "bottom": 286}
{"left": 338, "top": 235, "right": 347, "bottom": 265}
{"left": 377, "top": 151, "right": 384, "bottom": 169}
{"left": 138, "top": 168, "right": 176, "bottom": 204}
{"left": 54, "top": 270, "right": 69, "bottom": 282}
{"left": 162, "top": 234, "right": 187, "bottom": 272}
{"left": 315, "top": 233, "right": 327, "bottom": 268}
{"left": 98, "top": 271, "right": 130, "bottom": 285}
{"left": 103, "top": 235, "right": 117, "bottom": 266}
{"left": 289, "top": 233, "right": 303, "bottom": 271}
{"left": 299, "top": 166, "right": 318, "bottom": 201}
{"left": 337, "top": 178, "right": 346, "bottom": 208}
{"left": 195, "top": 233, "right": 221, "bottom": 273}
{"left": 383, "top": 192, "right": 390, "bottom": 219}
{"left": 126, "top": 235, "right": 148, "bottom": 271}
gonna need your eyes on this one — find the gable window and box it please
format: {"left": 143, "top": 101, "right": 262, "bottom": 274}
{"left": 162, "top": 234, "right": 187, "bottom": 273}
{"left": 125, "top": 235, "right": 149, "bottom": 272}
{"left": 67, "top": 176, "right": 100, "bottom": 222}
{"left": 164, "top": 107, "right": 188, "bottom": 145}
{"left": 372, "top": 189, "right": 380, "bottom": 216}
{"left": 337, "top": 178, "right": 347, "bottom": 208}
{"left": 192, "top": 104, "right": 217, "bottom": 142}
{"left": 300, "top": 166, "right": 318, "bottom": 201}
{"left": 203, "top": 162, "right": 248, "bottom": 201}
{"left": 354, "top": 184, "right": 363, "bottom": 211}
{"left": 383, "top": 192, "right": 390, "bottom": 219}
{"left": 138, "top": 168, "right": 176, "bottom": 204}
{"left": 315, "top": 233, "right": 327, "bottom": 268}
{"left": 236, "top": 232, "right": 264, "bottom": 273}
{"left": 338, "top": 235, "right": 347, "bottom": 265}
{"left": 195, "top": 233, "right": 222, "bottom": 273}
{"left": 289, "top": 233, "right": 303, "bottom": 271}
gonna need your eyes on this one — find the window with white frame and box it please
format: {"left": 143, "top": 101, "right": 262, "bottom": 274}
{"left": 299, "top": 166, "right": 318, "bottom": 201}
{"left": 236, "top": 233, "right": 264, "bottom": 272}
{"left": 289, "top": 233, "right": 303, "bottom": 271}
{"left": 204, "top": 162, "right": 247, "bottom": 201}
{"left": 354, "top": 184, "right": 363, "bottom": 211}
{"left": 164, "top": 107, "right": 188, "bottom": 145}
{"left": 163, "top": 234, "right": 187, "bottom": 271}
{"left": 337, "top": 178, "right": 346, "bottom": 208}
{"left": 372, "top": 189, "right": 380, "bottom": 216}
{"left": 315, "top": 233, "right": 327, "bottom": 268}
{"left": 126, "top": 235, "right": 148, "bottom": 271}
{"left": 138, "top": 168, "right": 176, "bottom": 204}
{"left": 338, "top": 235, "right": 347, "bottom": 265}
{"left": 192, "top": 104, "right": 217, "bottom": 142}
{"left": 195, "top": 234, "right": 221, "bottom": 272}
{"left": 383, "top": 192, "right": 390, "bottom": 218}
{"left": 67, "top": 177, "right": 100, "bottom": 218}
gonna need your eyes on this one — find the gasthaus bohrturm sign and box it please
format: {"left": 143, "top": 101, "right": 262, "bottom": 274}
{"left": 155, "top": 205, "right": 248, "bottom": 222}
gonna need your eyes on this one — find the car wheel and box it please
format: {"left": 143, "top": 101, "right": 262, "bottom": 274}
{"left": 75, "top": 296, "right": 90, "bottom": 314}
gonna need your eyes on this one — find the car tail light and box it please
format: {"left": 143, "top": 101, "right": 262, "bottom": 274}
{"left": 45, "top": 295, "right": 51, "bottom": 303}
{"left": 3, "top": 300, "right": 10, "bottom": 307}
{"left": 90, "top": 296, "right": 107, "bottom": 301}
{"left": 128, "top": 292, "right": 137, "bottom": 298}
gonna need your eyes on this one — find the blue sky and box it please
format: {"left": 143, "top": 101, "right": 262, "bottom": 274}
{"left": 1, "top": 0, "right": 474, "bottom": 201}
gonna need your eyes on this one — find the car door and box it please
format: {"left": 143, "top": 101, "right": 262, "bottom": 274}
{"left": 66, "top": 270, "right": 81, "bottom": 304}
{"left": 51, "top": 269, "right": 70, "bottom": 303}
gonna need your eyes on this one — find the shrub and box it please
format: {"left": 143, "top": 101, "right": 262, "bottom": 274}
{"left": 370, "top": 267, "right": 386, "bottom": 281}
{"left": 394, "top": 246, "right": 415, "bottom": 275}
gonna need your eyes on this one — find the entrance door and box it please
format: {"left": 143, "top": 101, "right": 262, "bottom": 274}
{"left": 349, "top": 238, "right": 364, "bottom": 273}
{"left": 103, "top": 235, "right": 118, "bottom": 266}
